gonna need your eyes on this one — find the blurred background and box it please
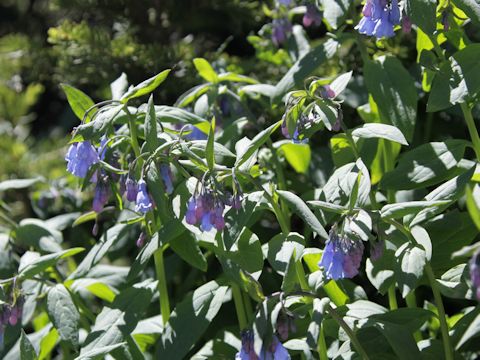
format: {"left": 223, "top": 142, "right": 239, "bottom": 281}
{"left": 0, "top": 0, "right": 272, "bottom": 181}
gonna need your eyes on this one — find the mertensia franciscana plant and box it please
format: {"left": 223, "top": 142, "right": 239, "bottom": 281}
{"left": 1, "top": 0, "right": 480, "bottom": 359}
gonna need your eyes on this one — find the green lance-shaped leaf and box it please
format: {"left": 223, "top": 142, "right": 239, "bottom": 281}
{"left": 451, "top": 0, "right": 480, "bottom": 26}
{"left": 395, "top": 243, "right": 427, "bottom": 297}
{"left": 364, "top": 56, "right": 417, "bottom": 142}
{"left": 61, "top": 84, "right": 95, "bottom": 122}
{"left": 121, "top": 69, "right": 171, "bottom": 103}
{"left": 380, "top": 200, "right": 450, "bottom": 219}
{"left": 380, "top": 140, "right": 468, "bottom": 190}
{"left": 351, "top": 123, "right": 408, "bottom": 146}
{"left": 144, "top": 95, "right": 160, "bottom": 153}
{"left": 206, "top": 117, "right": 216, "bottom": 171}
{"left": 320, "top": 0, "right": 351, "bottom": 29}
{"left": 156, "top": 281, "right": 228, "bottom": 358}
{"left": 329, "top": 71, "right": 353, "bottom": 97}
{"left": 47, "top": 284, "right": 80, "bottom": 347}
{"left": 193, "top": 58, "right": 218, "bottom": 83}
{"left": 466, "top": 184, "right": 480, "bottom": 231}
{"left": 0, "top": 177, "right": 43, "bottom": 192}
{"left": 18, "top": 248, "right": 85, "bottom": 280}
{"left": 277, "top": 190, "right": 328, "bottom": 239}
{"left": 20, "top": 330, "right": 38, "bottom": 360}
{"left": 235, "top": 120, "right": 282, "bottom": 169}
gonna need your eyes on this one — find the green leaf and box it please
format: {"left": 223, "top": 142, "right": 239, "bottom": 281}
{"left": 395, "top": 243, "right": 427, "bottom": 297}
{"left": 307, "top": 200, "right": 347, "bottom": 214}
{"left": 128, "top": 220, "right": 185, "bottom": 280}
{"left": 351, "top": 123, "right": 408, "bottom": 146}
{"left": 217, "top": 72, "right": 258, "bottom": 84}
{"left": 451, "top": 0, "right": 480, "bottom": 25}
{"left": 466, "top": 183, "right": 480, "bottom": 230}
{"left": 381, "top": 140, "right": 468, "bottom": 190}
{"left": 60, "top": 84, "right": 95, "bottom": 122}
{"left": 235, "top": 120, "right": 282, "bottom": 168}
{"left": 372, "top": 321, "right": 422, "bottom": 360}
{"left": 47, "top": 284, "right": 80, "bottom": 347}
{"left": 120, "top": 69, "right": 171, "bottom": 103}
{"left": 144, "top": 95, "right": 159, "bottom": 153}
{"left": 175, "top": 83, "right": 211, "bottom": 107}
{"left": 229, "top": 228, "right": 264, "bottom": 273}
{"left": 408, "top": 166, "right": 475, "bottom": 226}
{"left": 267, "top": 233, "right": 305, "bottom": 275}
{"left": 329, "top": 71, "right": 353, "bottom": 97}
{"left": 18, "top": 248, "right": 84, "bottom": 280}
{"left": 0, "top": 177, "right": 42, "bottom": 192}
{"left": 193, "top": 58, "right": 218, "bottom": 83}
{"left": 74, "top": 104, "right": 125, "bottom": 141}
{"left": 206, "top": 118, "right": 215, "bottom": 170}
{"left": 72, "top": 211, "right": 97, "bottom": 227}
{"left": 155, "top": 105, "right": 207, "bottom": 125}
{"left": 320, "top": 0, "right": 350, "bottom": 29}
{"left": 404, "top": 0, "right": 437, "bottom": 35}
{"left": 38, "top": 328, "right": 59, "bottom": 360}
{"left": 380, "top": 200, "right": 450, "bottom": 219}
{"left": 20, "top": 330, "right": 38, "bottom": 360}
{"left": 156, "top": 281, "right": 228, "bottom": 358}
{"left": 280, "top": 142, "right": 311, "bottom": 174}
{"left": 455, "top": 307, "right": 480, "bottom": 349}
{"left": 364, "top": 56, "right": 417, "bottom": 142}
{"left": 272, "top": 39, "right": 339, "bottom": 101}
{"left": 428, "top": 44, "right": 480, "bottom": 112}
{"left": 277, "top": 190, "right": 328, "bottom": 239}
{"left": 170, "top": 232, "right": 208, "bottom": 271}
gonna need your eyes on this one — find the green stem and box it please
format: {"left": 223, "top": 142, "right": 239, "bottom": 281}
{"left": 242, "top": 291, "right": 254, "bottom": 323}
{"left": 231, "top": 283, "right": 248, "bottom": 330}
{"left": 425, "top": 264, "right": 453, "bottom": 360}
{"left": 295, "top": 259, "right": 310, "bottom": 291}
{"left": 327, "top": 305, "right": 370, "bottom": 360}
{"left": 461, "top": 103, "right": 480, "bottom": 161}
{"left": 388, "top": 286, "right": 398, "bottom": 310}
{"left": 125, "top": 106, "right": 142, "bottom": 159}
{"left": 154, "top": 248, "right": 171, "bottom": 325}
{"left": 318, "top": 323, "right": 329, "bottom": 360}
{"left": 406, "top": 291, "right": 422, "bottom": 342}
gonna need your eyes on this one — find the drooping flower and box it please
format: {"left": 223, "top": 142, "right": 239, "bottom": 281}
{"left": 355, "top": 0, "right": 401, "bottom": 39}
{"left": 469, "top": 250, "right": 480, "bottom": 300}
{"left": 65, "top": 141, "right": 100, "bottom": 179}
{"left": 135, "top": 180, "right": 153, "bottom": 213}
{"left": 236, "top": 331, "right": 291, "bottom": 360}
{"left": 303, "top": 4, "right": 322, "bottom": 27}
{"left": 125, "top": 177, "right": 138, "bottom": 202}
{"left": 319, "top": 228, "right": 365, "bottom": 280}
{"left": 184, "top": 189, "right": 226, "bottom": 232}
{"left": 136, "top": 232, "right": 146, "bottom": 248}
{"left": 272, "top": 18, "right": 292, "bottom": 46}
{"left": 160, "top": 164, "right": 174, "bottom": 194}
{"left": 92, "top": 180, "right": 110, "bottom": 213}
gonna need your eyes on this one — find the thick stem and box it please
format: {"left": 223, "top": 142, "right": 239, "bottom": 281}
{"left": 231, "top": 283, "right": 248, "bottom": 330}
{"left": 154, "top": 248, "right": 171, "bottom": 325}
{"left": 327, "top": 305, "right": 370, "bottom": 360}
{"left": 461, "top": 103, "right": 480, "bottom": 161}
{"left": 425, "top": 264, "right": 453, "bottom": 360}
{"left": 125, "top": 106, "right": 142, "bottom": 159}
{"left": 242, "top": 291, "right": 254, "bottom": 323}
{"left": 295, "top": 259, "right": 310, "bottom": 291}
{"left": 387, "top": 286, "right": 398, "bottom": 310}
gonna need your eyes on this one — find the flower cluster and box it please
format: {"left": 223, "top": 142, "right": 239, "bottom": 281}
{"left": 469, "top": 249, "right": 480, "bottom": 300}
{"left": 319, "top": 228, "right": 364, "bottom": 280}
{"left": 236, "top": 331, "right": 290, "bottom": 360}
{"left": 65, "top": 141, "right": 101, "bottom": 180}
{"left": 135, "top": 180, "right": 153, "bottom": 213}
{"left": 185, "top": 190, "right": 226, "bottom": 231}
{"left": 356, "top": 0, "right": 400, "bottom": 39}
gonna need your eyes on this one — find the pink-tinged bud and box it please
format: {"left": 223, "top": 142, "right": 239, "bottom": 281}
{"left": 402, "top": 16, "right": 412, "bottom": 34}
{"left": 136, "top": 232, "right": 146, "bottom": 248}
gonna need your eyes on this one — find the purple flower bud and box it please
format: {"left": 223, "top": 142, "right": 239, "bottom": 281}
{"left": 119, "top": 175, "right": 126, "bottom": 195}
{"left": 277, "top": 0, "right": 291, "bottom": 6}
{"left": 303, "top": 4, "right": 322, "bottom": 27}
{"left": 65, "top": 141, "right": 100, "bottom": 179}
{"left": 277, "top": 316, "right": 290, "bottom": 341}
{"left": 160, "top": 165, "right": 174, "bottom": 195}
{"left": 442, "top": 11, "right": 450, "bottom": 31}
{"left": 92, "top": 181, "right": 109, "bottom": 213}
{"left": 136, "top": 232, "right": 146, "bottom": 248}
{"left": 135, "top": 180, "right": 153, "bottom": 213}
{"left": 201, "top": 213, "right": 213, "bottom": 232}
{"left": 213, "top": 205, "right": 225, "bottom": 231}
{"left": 469, "top": 250, "right": 480, "bottom": 300}
{"left": 92, "top": 222, "right": 99, "bottom": 236}
{"left": 281, "top": 116, "right": 290, "bottom": 139}
{"left": 126, "top": 177, "right": 138, "bottom": 202}
{"left": 232, "top": 193, "right": 242, "bottom": 210}
{"left": 319, "top": 228, "right": 364, "bottom": 280}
